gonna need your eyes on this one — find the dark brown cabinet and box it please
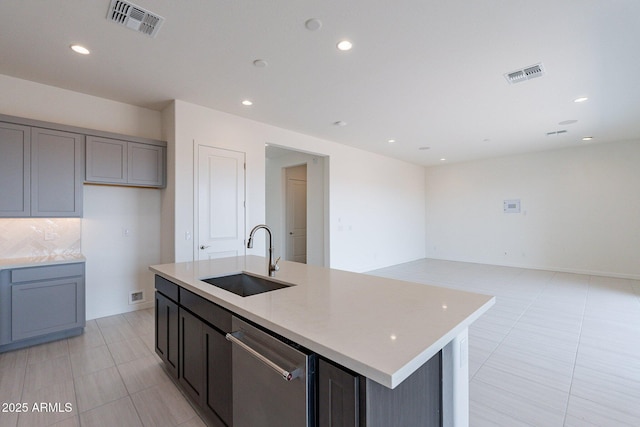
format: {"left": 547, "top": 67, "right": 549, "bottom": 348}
{"left": 319, "top": 359, "right": 362, "bottom": 427}
{"left": 155, "top": 275, "right": 232, "bottom": 427}
{"left": 155, "top": 290, "right": 178, "bottom": 378}
{"left": 179, "top": 307, "right": 205, "bottom": 403}
{"left": 204, "top": 323, "right": 233, "bottom": 427}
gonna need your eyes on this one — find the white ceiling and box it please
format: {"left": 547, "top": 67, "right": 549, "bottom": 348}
{"left": 1, "top": 1, "right": 639, "bottom": 166}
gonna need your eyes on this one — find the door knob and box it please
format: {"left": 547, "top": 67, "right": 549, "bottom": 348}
{"left": 200, "top": 245, "right": 210, "bottom": 250}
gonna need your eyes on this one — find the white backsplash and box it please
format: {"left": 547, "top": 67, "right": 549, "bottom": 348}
{"left": 0, "top": 218, "right": 82, "bottom": 259}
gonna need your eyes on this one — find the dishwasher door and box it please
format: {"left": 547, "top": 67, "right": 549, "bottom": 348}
{"left": 227, "top": 316, "right": 315, "bottom": 427}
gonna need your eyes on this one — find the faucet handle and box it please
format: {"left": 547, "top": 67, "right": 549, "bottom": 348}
{"left": 274, "top": 257, "right": 281, "bottom": 271}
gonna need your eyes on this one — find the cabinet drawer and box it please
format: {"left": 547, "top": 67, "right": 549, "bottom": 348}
{"left": 11, "top": 263, "right": 84, "bottom": 283}
{"left": 155, "top": 275, "right": 179, "bottom": 302}
{"left": 180, "top": 288, "right": 232, "bottom": 333}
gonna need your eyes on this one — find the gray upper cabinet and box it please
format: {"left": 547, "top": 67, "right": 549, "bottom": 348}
{"left": 31, "top": 128, "right": 84, "bottom": 217}
{"left": 85, "top": 136, "right": 128, "bottom": 184}
{"left": 86, "top": 136, "right": 165, "bottom": 188}
{"left": 0, "top": 123, "right": 83, "bottom": 218}
{"left": 0, "top": 122, "right": 30, "bottom": 217}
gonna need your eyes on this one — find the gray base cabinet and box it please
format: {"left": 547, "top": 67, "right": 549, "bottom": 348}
{"left": 0, "top": 263, "right": 85, "bottom": 353}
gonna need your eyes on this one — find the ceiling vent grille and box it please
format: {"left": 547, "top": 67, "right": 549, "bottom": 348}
{"left": 107, "top": 0, "right": 164, "bottom": 38}
{"left": 546, "top": 130, "right": 568, "bottom": 136}
{"left": 505, "top": 63, "right": 545, "bottom": 84}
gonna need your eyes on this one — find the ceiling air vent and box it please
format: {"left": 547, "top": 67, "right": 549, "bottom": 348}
{"left": 504, "top": 63, "right": 545, "bottom": 84}
{"left": 107, "top": 0, "right": 164, "bottom": 38}
{"left": 546, "top": 130, "right": 568, "bottom": 136}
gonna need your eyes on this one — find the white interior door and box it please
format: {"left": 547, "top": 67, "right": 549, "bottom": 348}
{"left": 286, "top": 165, "right": 307, "bottom": 263}
{"left": 197, "top": 146, "right": 245, "bottom": 260}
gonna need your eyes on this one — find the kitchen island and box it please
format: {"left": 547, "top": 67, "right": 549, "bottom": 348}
{"left": 150, "top": 256, "right": 494, "bottom": 427}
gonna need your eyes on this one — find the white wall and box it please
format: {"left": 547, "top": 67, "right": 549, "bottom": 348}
{"left": 167, "top": 100, "right": 426, "bottom": 272}
{"left": 425, "top": 141, "right": 640, "bottom": 279}
{"left": 266, "top": 150, "right": 326, "bottom": 266}
{"left": 0, "top": 74, "right": 164, "bottom": 319}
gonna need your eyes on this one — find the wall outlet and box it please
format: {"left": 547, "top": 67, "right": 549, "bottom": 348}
{"left": 129, "top": 291, "right": 144, "bottom": 304}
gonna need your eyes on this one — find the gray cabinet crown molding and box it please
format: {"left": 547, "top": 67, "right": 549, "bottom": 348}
{"left": 0, "top": 113, "right": 166, "bottom": 147}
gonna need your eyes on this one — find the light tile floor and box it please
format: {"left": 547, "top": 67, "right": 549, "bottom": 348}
{"left": 370, "top": 259, "right": 640, "bottom": 426}
{"left": 1, "top": 258, "right": 639, "bottom": 426}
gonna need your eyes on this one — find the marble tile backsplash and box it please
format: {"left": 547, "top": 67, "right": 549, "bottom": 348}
{"left": 0, "top": 218, "right": 82, "bottom": 258}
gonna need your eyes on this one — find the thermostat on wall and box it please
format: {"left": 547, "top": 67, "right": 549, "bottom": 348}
{"left": 504, "top": 199, "right": 521, "bottom": 213}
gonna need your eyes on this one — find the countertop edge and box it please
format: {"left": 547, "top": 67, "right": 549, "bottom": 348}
{"left": 0, "top": 254, "right": 86, "bottom": 270}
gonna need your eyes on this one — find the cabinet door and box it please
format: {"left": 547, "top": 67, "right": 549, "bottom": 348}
{"left": 85, "top": 136, "right": 128, "bottom": 184}
{"left": 155, "top": 291, "right": 178, "bottom": 378}
{"left": 204, "top": 323, "right": 233, "bottom": 427}
{"left": 319, "top": 359, "right": 360, "bottom": 427}
{"left": 179, "top": 308, "right": 204, "bottom": 405}
{"left": 11, "top": 276, "right": 85, "bottom": 341}
{"left": 31, "top": 128, "right": 83, "bottom": 217}
{"left": 128, "top": 142, "right": 165, "bottom": 187}
{"left": 0, "top": 122, "right": 30, "bottom": 217}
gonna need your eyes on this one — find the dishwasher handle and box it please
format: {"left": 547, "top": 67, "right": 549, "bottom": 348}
{"left": 226, "top": 331, "right": 301, "bottom": 381}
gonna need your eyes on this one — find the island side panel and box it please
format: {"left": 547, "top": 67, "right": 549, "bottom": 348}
{"left": 365, "top": 351, "right": 442, "bottom": 427}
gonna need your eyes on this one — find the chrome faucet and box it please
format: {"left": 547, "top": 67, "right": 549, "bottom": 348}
{"left": 247, "top": 224, "right": 280, "bottom": 276}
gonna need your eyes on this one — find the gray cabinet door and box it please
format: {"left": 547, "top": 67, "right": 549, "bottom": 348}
{"left": 128, "top": 142, "right": 165, "bottom": 187}
{"left": 0, "top": 122, "right": 30, "bottom": 217}
{"left": 11, "top": 274, "right": 85, "bottom": 341}
{"left": 319, "top": 359, "right": 360, "bottom": 427}
{"left": 85, "top": 136, "right": 128, "bottom": 184}
{"left": 31, "top": 128, "right": 83, "bottom": 217}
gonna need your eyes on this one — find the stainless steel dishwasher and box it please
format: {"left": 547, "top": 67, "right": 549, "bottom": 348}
{"left": 226, "top": 316, "right": 316, "bottom": 427}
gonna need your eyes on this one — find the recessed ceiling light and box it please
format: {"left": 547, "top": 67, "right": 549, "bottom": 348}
{"left": 242, "top": 100, "right": 253, "bottom": 106}
{"left": 582, "top": 136, "right": 593, "bottom": 141}
{"left": 387, "top": 139, "right": 396, "bottom": 144}
{"left": 337, "top": 40, "right": 353, "bottom": 51}
{"left": 333, "top": 120, "right": 347, "bottom": 127}
{"left": 440, "top": 158, "right": 446, "bottom": 161}
{"left": 70, "top": 44, "right": 90, "bottom": 55}
{"left": 573, "top": 97, "right": 589, "bottom": 103}
{"left": 253, "top": 59, "right": 268, "bottom": 68}
{"left": 305, "top": 18, "right": 322, "bottom": 31}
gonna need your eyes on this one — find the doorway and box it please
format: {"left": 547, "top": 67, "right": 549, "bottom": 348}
{"left": 285, "top": 165, "right": 307, "bottom": 263}
{"left": 265, "top": 145, "right": 328, "bottom": 266}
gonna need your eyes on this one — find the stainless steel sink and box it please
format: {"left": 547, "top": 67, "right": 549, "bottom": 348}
{"left": 201, "top": 273, "right": 291, "bottom": 297}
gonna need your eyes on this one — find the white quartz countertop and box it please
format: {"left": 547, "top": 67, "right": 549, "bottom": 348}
{"left": 150, "top": 256, "right": 494, "bottom": 389}
{"left": 0, "top": 254, "right": 86, "bottom": 270}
